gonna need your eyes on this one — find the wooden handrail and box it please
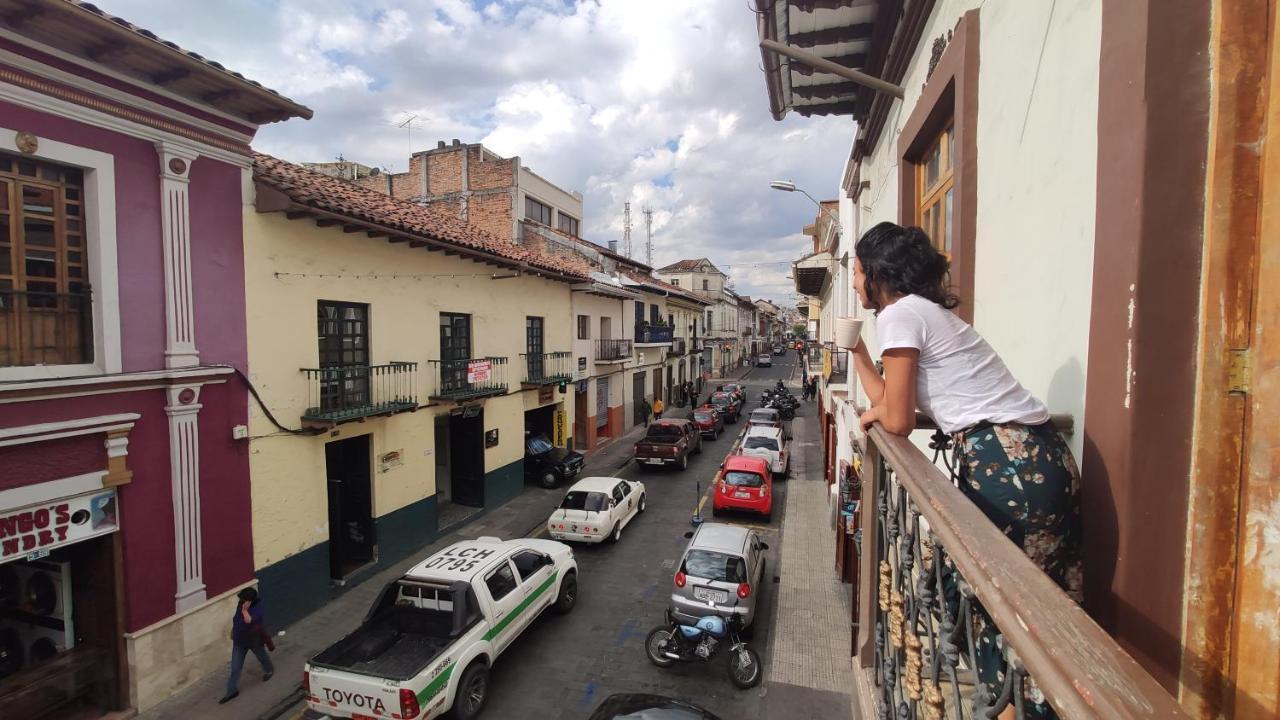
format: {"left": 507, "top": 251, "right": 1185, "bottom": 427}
{"left": 859, "top": 420, "right": 1185, "bottom": 718}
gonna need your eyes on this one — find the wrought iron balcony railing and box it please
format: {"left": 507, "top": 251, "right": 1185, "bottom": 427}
{"left": 634, "top": 322, "right": 673, "bottom": 345}
{"left": 427, "top": 356, "right": 508, "bottom": 401}
{"left": 521, "top": 351, "right": 572, "bottom": 385}
{"left": 301, "top": 362, "right": 418, "bottom": 423}
{"left": 689, "top": 336, "right": 701, "bottom": 354}
{"left": 854, "top": 415, "right": 1185, "bottom": 720}
{"left": 0, "top": 288, "right": 93, "bottom": 368}
{"left": 595, "top": 339, "right": 632, "bottom": 362}
{"left": 670, "top": 338, "right": 687, "bottom": 356}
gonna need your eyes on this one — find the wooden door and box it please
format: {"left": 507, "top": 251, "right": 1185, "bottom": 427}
{"left": 1181, "top": 4, "right": 1279, "bottom": 717}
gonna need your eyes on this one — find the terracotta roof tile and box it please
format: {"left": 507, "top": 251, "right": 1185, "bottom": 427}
{"left": 657, "top": 258, "right": 713, "bottom": 272}
{"left": 253, "top": 153, "right": 592, "bottom": 280}
{"left": 618, "top": 269, "right": 709, "bottom": 305}
{"left": 65, "top": 1, "right": 311, "bottom": 119}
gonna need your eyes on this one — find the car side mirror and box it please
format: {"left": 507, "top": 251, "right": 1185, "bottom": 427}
{"left": 683, "top": 531, "right": 694, "bottom": 539}
{"left": 542, "top": 555, "right": 555, "bottom": 567}
{"left": 759, "top": 542, "right": 769, "bottom": 550}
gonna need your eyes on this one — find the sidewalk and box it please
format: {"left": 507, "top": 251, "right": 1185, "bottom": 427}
{"left": 136, "top": 418, "right": 662, "bottom": 720}
{"left": 766, "top": 371, "right": 856, "bottom": 709}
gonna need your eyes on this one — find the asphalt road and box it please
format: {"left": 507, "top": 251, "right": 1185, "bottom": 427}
{"left": 481, "top": 354, "right": 803, "bottom": 720}
{"left": 297, "top": 352, "right": 826, "bottom": 720}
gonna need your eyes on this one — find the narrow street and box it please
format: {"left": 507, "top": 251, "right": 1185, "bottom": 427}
{"left": 292, "top": 353, "right": 852, "bottom": 720}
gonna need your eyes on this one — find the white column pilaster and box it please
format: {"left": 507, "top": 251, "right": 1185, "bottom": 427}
{"left": 156, "top": 141, "right": 201, "bottom": 369}
{"left": 167, "top": 384, "right": 206, "bottom": 612}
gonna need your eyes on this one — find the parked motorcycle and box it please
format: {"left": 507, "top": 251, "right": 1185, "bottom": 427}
{"left": 645, "top": 609, "right": 762, "bottom": 689}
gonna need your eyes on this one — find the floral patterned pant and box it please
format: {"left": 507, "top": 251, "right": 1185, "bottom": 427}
{"left": 954, "top": 420, "right": 1083, "bottom": 718}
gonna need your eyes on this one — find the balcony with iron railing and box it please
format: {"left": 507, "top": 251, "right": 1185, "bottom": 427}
{"left": 669, "top": 338, "right": 687, "bottom": 356}
{"left": 595, "top": 338, "right": 632, "bottom": 362}
{"left": 521, "top": 351, "right": 572, "bottom": 385}
{"left": 0, "top": 289, "right": 93, "bottom": 367}
{"left": 301, "top": 362, "right": 418, "bottom": 423}
{"left": 427, "top": 356, "right": 509, "bottom": 401}
{"left": 852, "top": 416, "right": 1186, "bottom": 720}
{"left": 634, "top": 322, "right": 673, "bottom": 345}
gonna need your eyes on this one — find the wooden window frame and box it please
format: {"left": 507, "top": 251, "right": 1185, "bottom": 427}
{"left": 577, "top": 314, "right": 590, "bottom": 340}
{"left": 897, "top": 11, "right": 979, "bottom": 324}
{"left": 0, "top": 132, "right": 119, "bottom": 380}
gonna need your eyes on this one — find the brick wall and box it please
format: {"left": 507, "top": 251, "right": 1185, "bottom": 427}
{"left": 468, "top": 147, "right": 516, "bottom": 191}
{"left": 352, "top": 173, "right": 392, "bottom": 195}
{"left": 426, "top": 149, "right": 463, "bottom": 194}
{"left": 469, "top": 191, "right": 513, "bottom": 241}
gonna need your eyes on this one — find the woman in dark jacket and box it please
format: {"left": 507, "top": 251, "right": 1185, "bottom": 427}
{"left": 219, "top": 587, "right": 274, "bottom": 703}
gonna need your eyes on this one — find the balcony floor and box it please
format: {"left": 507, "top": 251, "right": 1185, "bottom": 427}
{"left": 429, "top": 386, "right": 508, "bottom": 402}
{"left": 302, "top": 400, "right": 419, "bottom": 424}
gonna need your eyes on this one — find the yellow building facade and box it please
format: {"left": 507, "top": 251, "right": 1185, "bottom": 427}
{"left": 243, "top": 154, "right": 581, "bottom": 624}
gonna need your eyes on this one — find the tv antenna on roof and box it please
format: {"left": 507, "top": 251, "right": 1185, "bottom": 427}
{"left": 397, "top": 114, "right": 418, "bottom": 166}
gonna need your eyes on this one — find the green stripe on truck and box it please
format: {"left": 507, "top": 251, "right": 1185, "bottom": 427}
{"left": 483, "top": 570, "right": 559, "bottom": 642}
{"left": 417, "top": 662, "right": 455, "bottom": 704}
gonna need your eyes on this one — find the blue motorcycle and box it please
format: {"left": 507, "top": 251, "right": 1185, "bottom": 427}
{"left": 645, "top": 609, "right": 762, "bottom": 689}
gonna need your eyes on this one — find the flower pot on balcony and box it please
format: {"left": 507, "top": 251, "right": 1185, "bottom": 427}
{"left": 835, "top": 317, "right": 862, "bottom": 350}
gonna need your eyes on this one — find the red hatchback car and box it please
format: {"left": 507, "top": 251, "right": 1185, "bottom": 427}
{"left": 692, "top": 406, "right": 724, "bottom": 439}
{"left": 712, "top": 455, "right": 773, "bottom": 522}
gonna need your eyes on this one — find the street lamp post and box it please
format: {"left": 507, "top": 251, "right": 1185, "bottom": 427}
{"left": 770, "top": 180, "right": 841, "bottom": 236}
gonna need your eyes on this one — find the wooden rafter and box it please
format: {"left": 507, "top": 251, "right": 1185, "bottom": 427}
{"left": 788, "top": 24, "right": 873, "bottom": 48}
{"left": 793, "top": 53, "right": 867, "bottom": 75}
{"left": 793, "top": 82, "right": 863, "bottom": 100}
{"left": 795, "top": 101, "right": 859, "bottom": 117}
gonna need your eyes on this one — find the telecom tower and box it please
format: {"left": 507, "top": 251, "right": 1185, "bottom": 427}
{"left": 642, "top": 207, "right": 654, "bottom": 267}
{"left": 623, "top": 202, "right": 633, "bottom": 259}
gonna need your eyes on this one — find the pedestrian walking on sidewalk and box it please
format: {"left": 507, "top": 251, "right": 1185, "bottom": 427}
{"left": 653, "top": 397, "right": 665, "bottom": 420}
{"left": 219, "top": 587, "right": 274, "bottom": 704}
{"left": 851, "top": 221, "right": 1081, "bottom": 720}
{"left": 640, "top": 398, "right": 652, "bottom": 427}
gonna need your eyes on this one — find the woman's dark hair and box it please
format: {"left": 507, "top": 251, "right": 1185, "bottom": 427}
{"left": 237, "top": 587, "right": 259, "bottom": 603}
{"left": 854, "top": 221, "right": 959, "bottom": 311}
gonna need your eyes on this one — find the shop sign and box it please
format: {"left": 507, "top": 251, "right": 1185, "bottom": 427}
{"left": 379, "top": 449, "right": 403, "bottom": 473}
{"left": 467, "top": 359, "right": 492, "bottom": 383}
{"left": 485, "top": 429, "right": 500, "bottom": 448}
{"left": 553, "top": 410, "right": 567, "bottom": 446}
{"left": 577, "top": 357, "right": 587, "bottom": 371}
{"left": 539, "top": 385, "right": 554, "bottom": 404}
{"left": 1, "top": 489, "right": 119, "bottom": 565}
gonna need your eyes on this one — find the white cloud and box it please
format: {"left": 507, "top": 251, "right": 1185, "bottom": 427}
{"left": 93, "top": 0, "right": 850, "bottom": 299}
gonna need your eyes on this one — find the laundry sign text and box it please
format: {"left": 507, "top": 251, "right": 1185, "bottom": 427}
{"left": 0, "top": 489, "right": 119, "bottom": 564}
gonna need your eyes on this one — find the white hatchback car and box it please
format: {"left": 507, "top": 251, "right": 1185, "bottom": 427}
{"left": 547, "top": 476, "right": 646, "bottom": 543}
{"left": 757, "top": 354, "right": 773, "bottom": 367}
{"left": 741, "top": 425, "right": 789, "bottom": 478}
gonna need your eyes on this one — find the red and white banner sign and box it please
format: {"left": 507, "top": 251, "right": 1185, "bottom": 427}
{"left": 0, "top": 489, "right": 119, "bottom": 564}
{"left": 467, "top": 360, "right": 492, "bottom": 383}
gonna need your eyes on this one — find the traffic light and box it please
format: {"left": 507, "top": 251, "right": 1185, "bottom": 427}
{"left": 558, "top": 380, "right": 567, "bottom": 394}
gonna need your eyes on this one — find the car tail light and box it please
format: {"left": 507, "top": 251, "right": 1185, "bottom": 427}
{"left": 675, "top": 571, "right": 686, "bottom": 588}
{"left": 400, "top": 687, "right": 421, "bottom": 719}
{"left": 737, "top": 582, "right": 751, "bottom": 599}
{"left": 303, "top": 670, "right": 310, "bottom": 697}
{"left": 759, "top": 487, "right": 767, "bottom": 498}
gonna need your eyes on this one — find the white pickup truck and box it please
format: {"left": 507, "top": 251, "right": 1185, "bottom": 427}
{"left": 304, "top": 536, "right": 577, "bottom": 720}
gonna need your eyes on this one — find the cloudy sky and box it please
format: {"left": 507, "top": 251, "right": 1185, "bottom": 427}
{"left": 100, "top": 0, "right": 852, "bottom": 303}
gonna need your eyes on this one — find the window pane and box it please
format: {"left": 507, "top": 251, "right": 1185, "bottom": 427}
{"left": 945, "top": 126, "right": 955, "bottom": 171}
{"left": 22, "top": 185, "right": 55, "bottom": 214}
{"left": 945, "top": 188, "right": 954, "bottom": 254}
{"left": 65, "top": 203, "right": 80, "bottom": 217}
{"left": 925, "top": 144, "right": 940, "bottom": 190}
{"left": 0, "top": 245, "right": 10, "bottom": 275}
{"left": 24, "top": 218, "right": 55, "bottom": 247}
{"left": 25, "top": 248, "right": 55, "bottom": 277}
{"left": 17, "top": 161, "right": 36, "bottom": 177}
{"left": 0, "top": 181, "right": 8, "bottom": 211}
{"left": 64, "top": 187, "right": 80, "bottom": 202}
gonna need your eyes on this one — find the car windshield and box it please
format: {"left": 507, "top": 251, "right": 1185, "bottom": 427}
{"left": 527, "top": 435, "right": 554, "bottom": 454}
{"left": 750, "top": 413, "right": 777, "bottom": 423}
{"left": 711, "top": 395, "right": 731, "bottom": 406}
{"left": 683, "top": 549, "right": 747, "bottom": 583}
{"left": 743, "top": 436, "right": 779, "bottom": 451}
{"left": 560, "top": 491, "right": 609, "bottom": 511}
{"left": 694, "top": 412, "right": 713, "bottom": 422}
{"left": 723, "top": 470, "right": 765, "bottom": 487}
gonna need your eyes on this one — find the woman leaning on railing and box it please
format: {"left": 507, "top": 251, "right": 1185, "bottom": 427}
{"left": 849, "top": 222, "right": 1083, "bottom": 720}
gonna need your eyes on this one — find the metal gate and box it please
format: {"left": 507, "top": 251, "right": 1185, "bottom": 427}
{"left": 595, "top": 377, "right": 609, "bottom": 428}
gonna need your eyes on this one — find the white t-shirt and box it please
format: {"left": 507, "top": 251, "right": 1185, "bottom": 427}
{"left": 875, "top": 294, "right": 1049, "bottom": 434}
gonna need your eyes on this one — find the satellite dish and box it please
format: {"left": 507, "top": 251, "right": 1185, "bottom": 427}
{"left": 370, "top": 167, "right": 381, "bottom": 176}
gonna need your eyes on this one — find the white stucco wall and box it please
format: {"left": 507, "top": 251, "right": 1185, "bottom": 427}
{"left": 849, "top": 0, "right": 1101, "bottom": 460}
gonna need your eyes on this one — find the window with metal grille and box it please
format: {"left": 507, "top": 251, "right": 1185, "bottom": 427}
{"left": 525, "top": 196, "right": 552, "bottom": 225}
{"left": 0, "top": 153, "right": 91, "bottom": 367}
{"left": 440, "top": 312, "right": 471, "bottom": 391}
{"left": 527, "top": 316, "right": 544, "bottom": 379}
{"left": 317, "top": 301, "right": 370, "bottom": 409}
